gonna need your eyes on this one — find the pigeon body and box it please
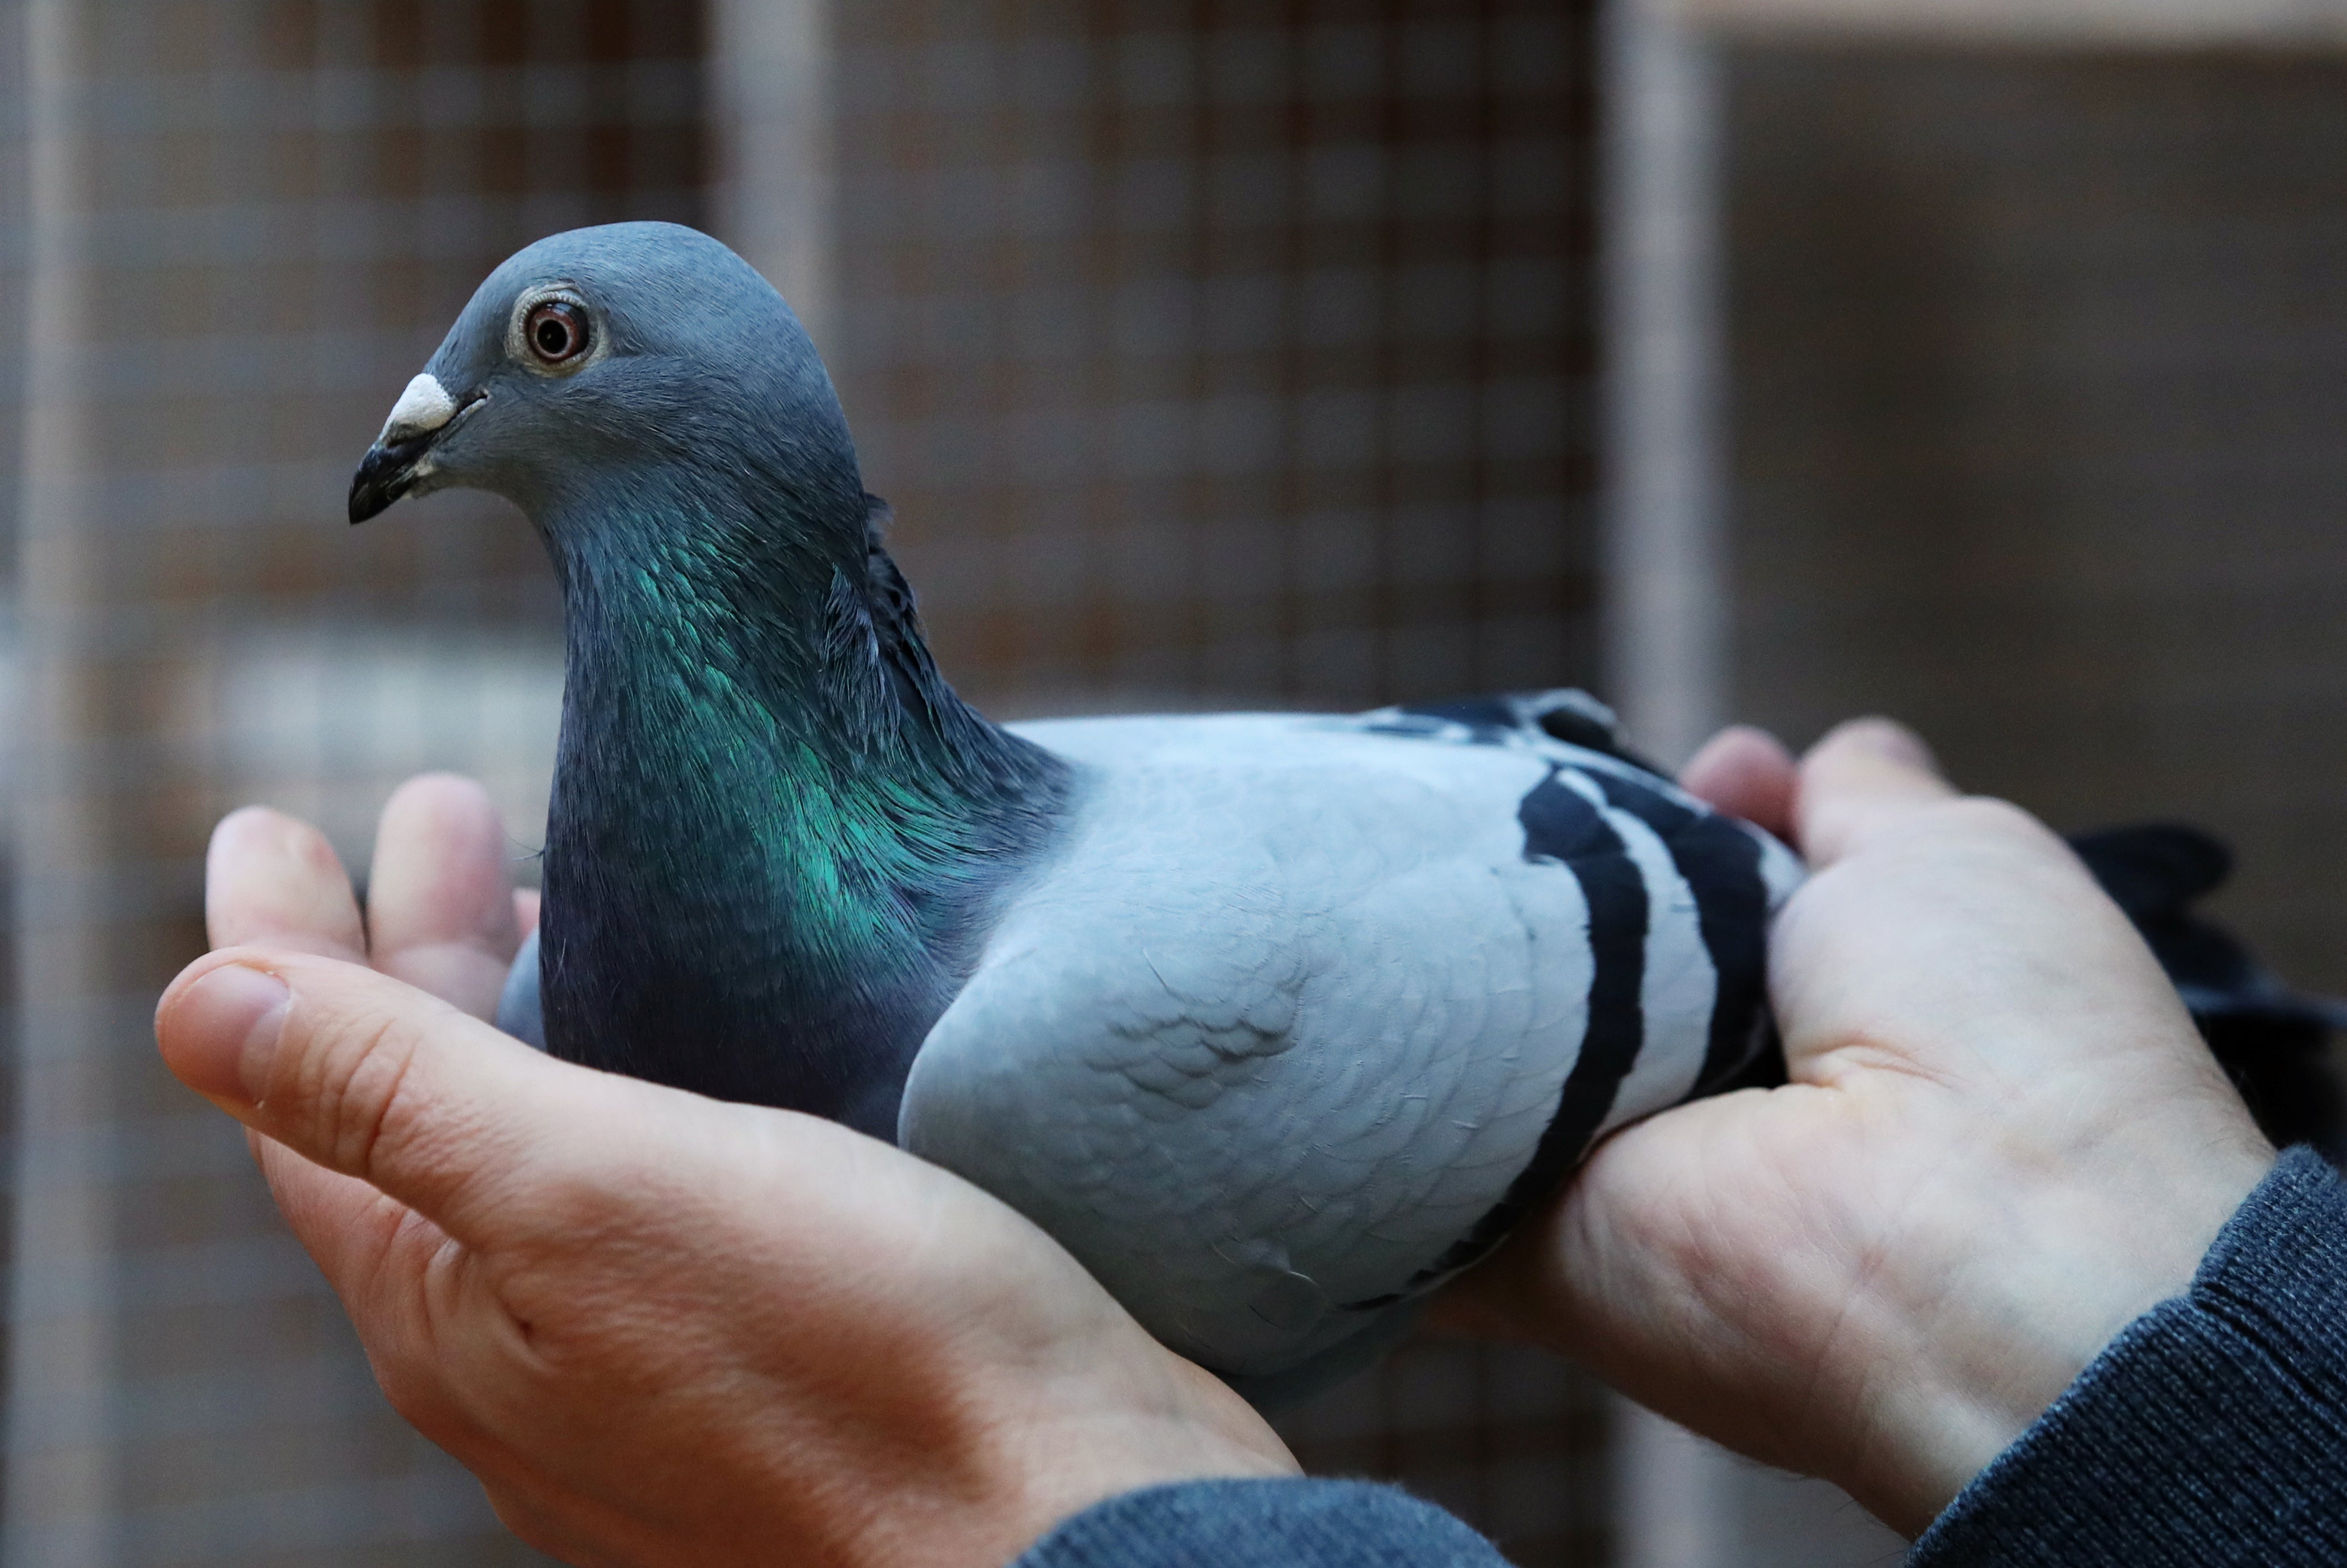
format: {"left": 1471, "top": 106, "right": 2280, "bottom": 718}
{"left": 349, "top": 221, "right": 1797, "bottom": 1392}
{"left": 898, "top": 702, "right": 1798, "bottom": 1390}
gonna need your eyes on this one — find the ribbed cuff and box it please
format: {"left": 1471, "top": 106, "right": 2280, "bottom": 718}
{"left": 1912, "top": 1144, "right": 2347, "bottom": 1566}
{"left": 1014, "top": 1477, "right": 1511, "bottom": 1568}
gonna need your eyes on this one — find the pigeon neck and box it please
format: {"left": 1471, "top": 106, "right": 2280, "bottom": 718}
{"left": 552, "top": 473, "right": 1062, "bottom": 828}
{"left": 534, "top": 474, "right": 1069, "bottom": 1132}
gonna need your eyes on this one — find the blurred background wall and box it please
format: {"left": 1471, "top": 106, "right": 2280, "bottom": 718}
{"left": 1727, "top": 43, "right": 2347, "bottom": 995}
{"left": 827, "top": 1, "right": 1598, "bottom": 714}
{"left": 0, "top": 1, "right": 2343, "bottom": 1565}
{"left": 1615, "top": 5, "right": 2347, "bottom": 1564}
{"left": 0, "top": 2, "right": 1613, "bottom": 1563}
{"left": 7, "top": 3, "right": 698, "bottom": 1563}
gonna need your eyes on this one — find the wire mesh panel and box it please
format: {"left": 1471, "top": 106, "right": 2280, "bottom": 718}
{"left": 1724, "top": 46, "right": 2347, "bottom": 996}
{"left": 1269, "top": 1336, "right": 1613, "bottom": 1566}
{"left": 3, "top": 3, "right": 701, "bottom": 1562}
{"left": 1, "top": 0, "right": 1611, "bottom": 1561}
{"left": 827, "top": 3, "right": 1611, "bottom": 1563}
{"left": 830, "top": 0, "right": 1600, "bottom": 718}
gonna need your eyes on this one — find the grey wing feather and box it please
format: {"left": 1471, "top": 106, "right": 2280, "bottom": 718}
{"left": 497, "top": 927, "right": 547, "bottom": 1050}
{"left": 904, "top": 706, "right": 1797, "bottom": 1404}
{"left": 900, "top": 736, "right": 1605, "bottom": 1388}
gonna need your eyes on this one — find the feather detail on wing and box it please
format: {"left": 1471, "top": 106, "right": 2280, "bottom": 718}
{"left": 903, "top": 699, "right": 1800, "bottom": 1390}
{"left": 497, "top": 928, "right": 548, "bottom": 1050}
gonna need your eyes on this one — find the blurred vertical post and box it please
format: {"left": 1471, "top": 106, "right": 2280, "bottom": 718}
{"left": 710, "top": 0, "right": 835, "bottom": 343}
{"left": 1602, "top": 0, "right": 1725, "bottom": 768}
{"left": 1614, "top": 1401, "right": 1733, "bottom": 1568}
{"left": 1600, "top": 0, "right": 1740, "bottom": 1559}
{"left": 6, "top": 0, "right": 108, "bottom": 1559}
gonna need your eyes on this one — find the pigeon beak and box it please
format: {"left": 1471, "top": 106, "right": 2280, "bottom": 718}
{"left": 349, "top": 373, "right": 484, "bottom": 523}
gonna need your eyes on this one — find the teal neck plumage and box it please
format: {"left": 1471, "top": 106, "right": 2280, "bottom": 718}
{"left": 532, "top": 463, "right": 1068, "bottom": 1137}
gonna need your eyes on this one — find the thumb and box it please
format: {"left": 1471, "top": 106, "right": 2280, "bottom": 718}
{"left": 156, "top": 946, "right": 620, "bottom": 1248}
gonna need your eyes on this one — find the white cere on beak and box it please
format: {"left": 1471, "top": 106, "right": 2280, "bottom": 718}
{"left": 379, "top": 374, "right": 458, "bottom": 443}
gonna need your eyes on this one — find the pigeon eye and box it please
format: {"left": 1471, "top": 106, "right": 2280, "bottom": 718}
{"left": 524, "top": 300, "right": 591, "bottom": 366}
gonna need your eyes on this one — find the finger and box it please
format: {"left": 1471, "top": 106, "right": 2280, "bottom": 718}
{"left": 1793, "top": 718, "right": 1958, "bottom": 866}
{"left": 206, "top": 807, "right": 368, "bottom": 961}
{"left": 367, "top": 775, "right": 522, "bottom": 1020}
{"left": 1678, "top": 726, "right": 1797, "bottom": 838}
{"left": 156, "top": 946, "right": 625, "bottom": 1249}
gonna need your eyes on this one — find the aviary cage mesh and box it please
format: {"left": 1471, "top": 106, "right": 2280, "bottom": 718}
{"left": 3, "top": 3, "right": 695, "bottom": 1562}
{"left": 0, "top": 2, "right": 1612, "bottom": 1565}
{"left": 827, "top": 7, "right": 1607, "bottom": 1558}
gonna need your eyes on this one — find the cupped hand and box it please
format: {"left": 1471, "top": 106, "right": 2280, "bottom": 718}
{"left": 157, "top": 778, "right": 1293, "bottom": 1568}
{"left": 1442, "top": 720, "right": 2278, "bottom": 1536}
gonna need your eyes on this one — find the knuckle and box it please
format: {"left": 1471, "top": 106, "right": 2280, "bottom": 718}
{"left": 481, "top": 1483, "right": 583, "bottom": 1562}
{"left": 497, "top": 1096, "right": 727, "bottom": 1251}
{"left": 502, "top": 1157, "right": 667, "bottom": 1261}
{"left": 284, "top": 1000, "right": 452, "bottom": 1186}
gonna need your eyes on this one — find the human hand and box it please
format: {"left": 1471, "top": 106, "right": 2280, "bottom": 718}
{"left": 156, "top": 778, "right": 1294, "bottom": 1568}
{"left": 1440, "top": 720, "right": 2277, "bottom": 1536}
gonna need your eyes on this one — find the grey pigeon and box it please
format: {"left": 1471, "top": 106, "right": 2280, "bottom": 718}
{"left": 350, "top": 222, "right": 1802, "bottom": 1401}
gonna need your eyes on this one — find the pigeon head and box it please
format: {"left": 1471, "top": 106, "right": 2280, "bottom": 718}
{"left": 349, "top": 221, "right": 864, "bottom": 547}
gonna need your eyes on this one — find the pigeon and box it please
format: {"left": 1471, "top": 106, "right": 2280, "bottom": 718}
{"left": 349, "top": 222, "right": 2345, "bottom": 1399}
{"left": 349, "top": 222, "right": 1803, "bottom": 1400}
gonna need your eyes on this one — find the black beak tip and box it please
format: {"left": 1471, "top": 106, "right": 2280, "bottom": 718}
{"left": 347, "top": 442, "right": 415, "bottom": 525}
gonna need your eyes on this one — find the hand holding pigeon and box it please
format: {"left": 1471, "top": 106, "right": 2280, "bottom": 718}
{"left": 160, "top": 727, "right": 2286, "bottom": 1561}
{"left": 1441, "top": 720, "right": 2277, "bottom": 1536}
{"left": 160, "top": 779, "right": 1294, "bottom": 1568}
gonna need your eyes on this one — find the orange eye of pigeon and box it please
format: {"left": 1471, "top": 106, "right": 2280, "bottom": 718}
{"left": 525, "top": 300, "right": 590, "bottom": 366}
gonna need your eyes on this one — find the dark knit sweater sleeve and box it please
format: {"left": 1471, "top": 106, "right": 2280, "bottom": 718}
{"left": 1912, "top": 1144, "right": 2347, "bottom": 1566}
{"left": 1012, "top": 1477, "right": 1512, "bottom": 1568}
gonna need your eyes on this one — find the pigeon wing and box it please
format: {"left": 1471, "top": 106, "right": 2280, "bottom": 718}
{"left": 899, "top": 717, "right": 1779, "bottom": 1386}
{"left": 496, "top": 928, "right": 547, "bottom": 1049}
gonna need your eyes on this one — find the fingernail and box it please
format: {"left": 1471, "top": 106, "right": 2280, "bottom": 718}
{"left": 169, "top": 965, "right": 291, "bottom": 1105}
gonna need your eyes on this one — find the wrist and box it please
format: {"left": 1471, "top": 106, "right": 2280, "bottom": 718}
{"left": 1843, "top": 1126, "right": 2275, "bottom": 1535}
{"left": 980, "top": 1347, "right": 1300, "bottom": 1567}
